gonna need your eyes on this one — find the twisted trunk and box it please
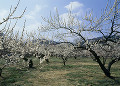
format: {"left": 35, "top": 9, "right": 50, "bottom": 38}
{"left": 89, "top": 49, "right": 111, "bottom": 78}
{"left": 108, "top": 57, "right": 120, "bottom": 72}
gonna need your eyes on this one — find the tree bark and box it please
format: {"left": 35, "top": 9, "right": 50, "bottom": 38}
{"left": 62, "top": 59, "right": 66, "bottom": 65}
{"left": 89, "top": 49, "right": 111, "bottom": 78}
{"left": 74, "top": 56, "right": 77, "bottom": 59}
{"left": 0, "top": 68, "right": 2, "bottom": 77}
{"left": 108, "top": 57, "right": 120, "bottom": 72}
{"left": 0, "top": 65, "right": 6, "bottom": 77}
{"left": 45, "top": 59, "right": 49, "bottom": 63}
{"left": 29, "top": 59, "right": 33, "bottom": 68}
{"left": 61, "top": 57, "right": 67, "bottom": 66}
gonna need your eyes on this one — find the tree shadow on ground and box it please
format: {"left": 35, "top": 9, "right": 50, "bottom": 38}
{"left": 113, "top": 77, "right": 120, "bottom": 84}
{"left": 97, "top": 76, "right": 120, "bottom": 86}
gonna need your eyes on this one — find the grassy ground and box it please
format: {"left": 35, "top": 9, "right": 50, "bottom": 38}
{"left": 0, "top": 57, "right": 120, "bottom": 86}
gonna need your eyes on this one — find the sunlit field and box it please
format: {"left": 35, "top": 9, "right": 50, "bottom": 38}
{"left": 0, "top": 57, "right": 120, "bottom": 86}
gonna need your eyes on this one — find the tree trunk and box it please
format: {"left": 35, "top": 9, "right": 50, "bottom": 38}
{"left": 0, "top": 65, "right": 6, "bottom": 77}
{"left": 108, "top": 57, "right": 120, "bottom": 72}
{"left": 45, "top": 59, "right": 49, "bottom": 63}
{"left": 108, "top": 61, "right": 114, "bottom": 72}
{"left": 89, "top": 49, "right": 111, "bottom": 78}
{"left": 74, "top": 56, "right": 77, "bottom": 59}
{"left": 0, "top": 68, "right": 2, "bottom": 77}
{"left": 29, "top": 59, "right": 33, "bottom": 68}
{"left": 62, "top": 57, "right": 67, "bottom": 66}
{"left": 63, "top": 60, "right": 66, "bottom": 66}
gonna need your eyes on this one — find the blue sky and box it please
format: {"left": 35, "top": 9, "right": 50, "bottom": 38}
{"left": 0, "top": 0, "right": 112, "bottom": 40}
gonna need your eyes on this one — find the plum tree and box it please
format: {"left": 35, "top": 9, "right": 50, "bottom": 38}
{"left": 42, "top": 0, "right": 120, "bottom": 78}
{"left": 0, "top": 0, "right": 26, "bottom": 77}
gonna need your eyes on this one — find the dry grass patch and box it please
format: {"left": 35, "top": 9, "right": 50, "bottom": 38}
{"left": 27, "top": 70, "right": 73, "bottom": 86}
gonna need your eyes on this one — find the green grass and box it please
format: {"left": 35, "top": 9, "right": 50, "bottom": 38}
{"left": 0, "top": 57, "right": 120, "bottom": 86}
{"left": 0, "top": 67, "right": 28, "bottom": 86}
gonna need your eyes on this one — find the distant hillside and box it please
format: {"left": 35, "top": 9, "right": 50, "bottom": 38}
{"left": 32, "top": 38, "right": 59, "bottom": 45}
{"left": 88, "top": 35, "right": 120, "bottom": 41}
{"left": 88, "top": 35, "right": 120, "bottom": 43}
{"left": 32, "top": 35, "right": 120, "bottom": 46}
{"left": 75, "top": 35, "right": 120, "bottom": 45}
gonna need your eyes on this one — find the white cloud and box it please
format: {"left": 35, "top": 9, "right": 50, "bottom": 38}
{"left": 25, "top": 15, "right": 35, "bottom": 20}
{"left": 24, "top": 4, "right": 49, "bottom": 34}
{"left": 65, "top": 1, "right": 84, "bottom": 11}
{"left": 25, "top": 4, "right": 41, "bottom": 20}
{"left": 0, "top": 9, "right": 8, "bottom": 21}
{"left": 61, "top": 1, "right": 84, "bottom": 25}
{"left": 13, "top": 22, "right": 42, "bottom": 37}
{"left": 54, "top": 7, "right": 57, "bottom": 11}
{"left": 25, "top": 22, "right": 41, "bottom": 32}
{"left": 60, "top": 13, "right": 69, "bottom": 22}
{"left": 60, "top": 13, "right": 82, "bottom": 25}
{"left": 24, "top": 4, "right": 43, "bottom": 33}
